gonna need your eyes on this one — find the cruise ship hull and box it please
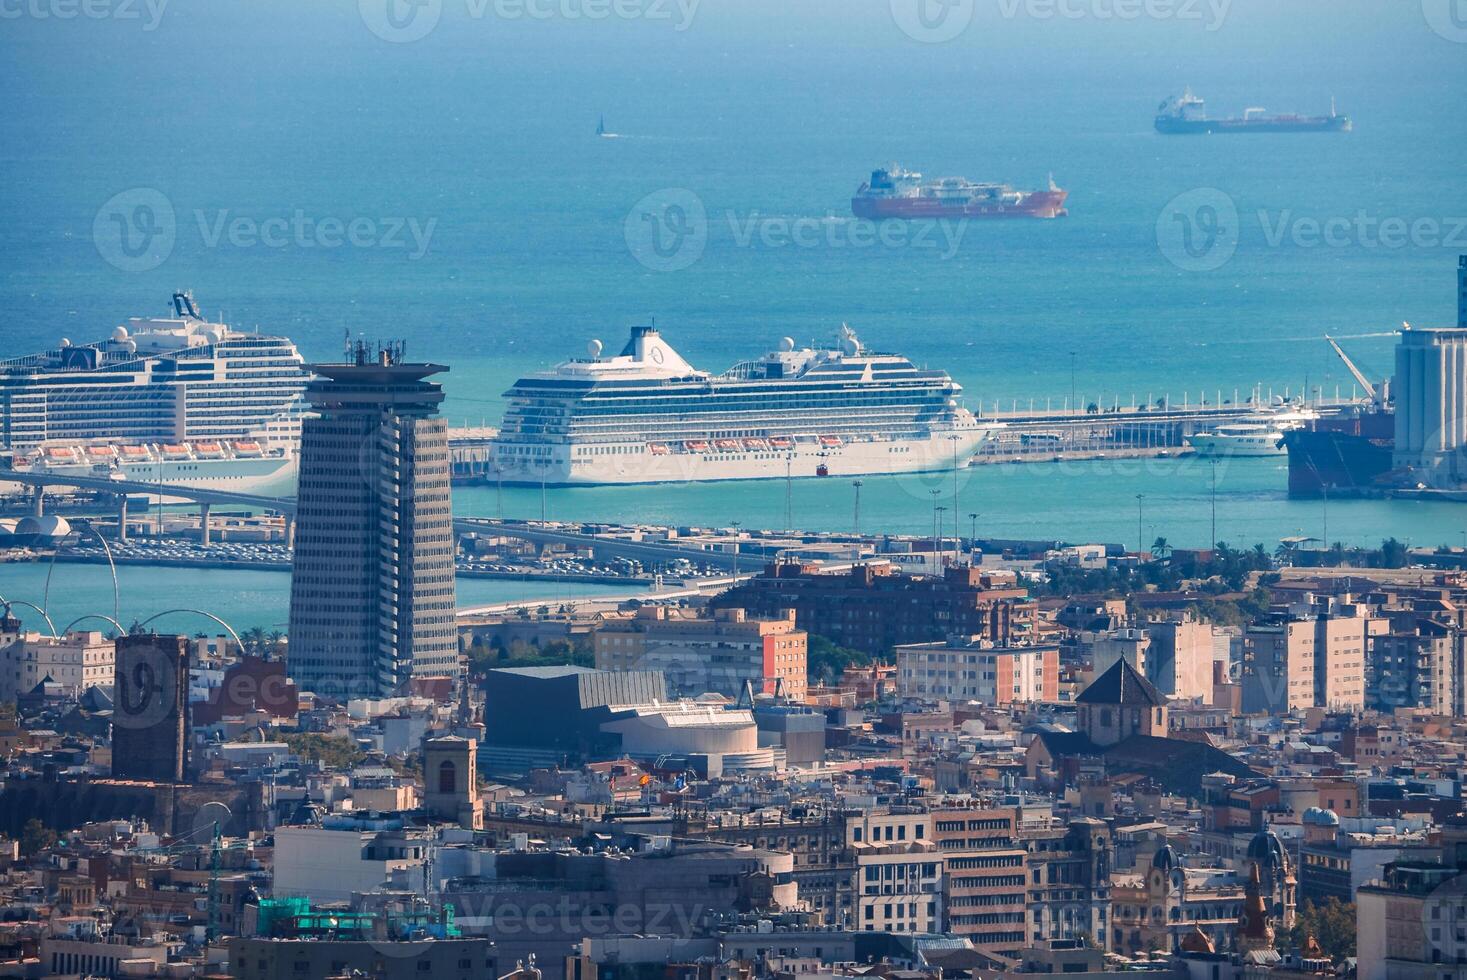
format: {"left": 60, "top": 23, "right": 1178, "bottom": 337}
{"left": 6, "top": 455, "right": 299, "bottom": 500}
{"left": 491, "top": 429, "right": 994, "bottom": 486}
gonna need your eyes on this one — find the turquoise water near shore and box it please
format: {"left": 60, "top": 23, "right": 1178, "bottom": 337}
{"left": 0, "top": 564, "right": 632, "bottom": 635}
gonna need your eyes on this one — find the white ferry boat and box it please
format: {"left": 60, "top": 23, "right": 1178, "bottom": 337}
{"left": 491, "top": 324, "right": 997, "bottom": 485}
{"left": 0, "top": 292, "right": 308, "bottom": 494}
{"left": 1186, "top": 423, "right": 1289, "bottom": 457}
{"left": 1186, "top": 402, "right": 1319, "bottom": 458}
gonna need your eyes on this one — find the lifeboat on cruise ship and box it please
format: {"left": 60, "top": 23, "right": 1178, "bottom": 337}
{"left": 193, "top": 442, "right": 225, "bottom": 458}
{"left": 714, "top": 439, "right": 741, "bottom": 451}
{"left": 160, "top": 444, "right": 190, "bottom": 458}
{"left": 647, "top": 442, "right": 670, "bottom": 455}
{"left": 85, "top": 446, "right": 117, "bottom": 458}
{"left": 231, "top": 441, "right": 263, "bottom": 457}
{"left": 684, "top": 439, "right": 710, "bottom": 452}
{"left": 742, "top": 438, "right": 768, "bottom": 450}
{"left": 816, "top": 463, "right": 830, "bottom": 477}
{"left": 44, "top": 447, "right": 78, "bottom": 462}
{"left": 119, "top": 445, "right": 152, "bottom": 459}
{"left": 768, "top": 436, "right": 794, "bottom": 450}
{"left": 818, "top": 435, "right": 842, "bottom": 447}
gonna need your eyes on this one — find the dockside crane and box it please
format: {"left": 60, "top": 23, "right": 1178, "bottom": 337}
{"left": 1324, "top": 334, "right": 1385, "bottom": 404}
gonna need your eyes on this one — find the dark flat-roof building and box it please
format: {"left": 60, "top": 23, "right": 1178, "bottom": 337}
{"left": 482, "top": 665, "right": 666, "bottom": 760}
{"left": 712, "top": 562, "right": 1036, "bottom": 655}
{"left": 112, "top": 633, "right": 189, "bottom": 783}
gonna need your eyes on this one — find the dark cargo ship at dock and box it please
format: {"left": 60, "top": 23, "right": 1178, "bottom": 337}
{"left": 1283, "top": 332, "right": 1392, "bottom": 498}
{"left": 1156, "top": 88, "right": 1352, "bottom": 134}
{"left": 1283, "top": 410, "right": 1394, "bottom": 498}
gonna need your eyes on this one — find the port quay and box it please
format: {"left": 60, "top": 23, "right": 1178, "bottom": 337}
{"left": 2, "top": 393, "right": 1362, "bottom": 510}
{"left": 966, "top": 393, "right": 1358, "bottom": 462}
{"left": 447, "top": 394, "right": 1363, "bottom": 480}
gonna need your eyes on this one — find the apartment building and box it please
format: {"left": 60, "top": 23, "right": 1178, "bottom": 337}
{"left": 1239, "top": 597, "right": 1380, "bottom": 714}
{"left": 1022, "top": 818, "right": 1113, "bottom": 951}
{"left": 1369, "top": 611, "right": 1464, "bottom": 714}
{"left": 846, "top": 808, "right": 940, "bottom": 933}
{"left": 712, "top": 562, "right": 1037, "bottom": 655}
{"left": 0, "top": 626, "right": 114, "bottom": 702}
{"left": 931, "top": 805, "right": 1028, "bottom": 957}
{"left": 595, "top": 606, "right": 807, "bottom": 702}
{"left": 895, "top": 640, "right": 1058, "bottom": 704}
{"left": 1145, "top": 613, "right": 1229, "bottom": 701}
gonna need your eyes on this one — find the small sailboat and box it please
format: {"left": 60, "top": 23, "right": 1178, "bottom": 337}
{"left": 596, "top": 114, "right": 618, "bottom": 138}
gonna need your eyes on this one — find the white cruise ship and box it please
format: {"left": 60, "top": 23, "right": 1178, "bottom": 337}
{"left": 491, "top": 324, "right": 996, "bottom": 485}
{"left": 0, "top": 292, "right": 309, "bottom": 493}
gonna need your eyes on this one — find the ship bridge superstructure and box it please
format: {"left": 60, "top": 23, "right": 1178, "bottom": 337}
{"left": 0, "top": 292, "right": 308, "bottom": 451}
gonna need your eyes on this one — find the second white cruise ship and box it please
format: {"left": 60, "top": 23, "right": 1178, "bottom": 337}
{"left": 491, "top": 324, "right": 995, "bottom": 485}
{"left": 0, "top": 292, "right": 309, "bottom": 496}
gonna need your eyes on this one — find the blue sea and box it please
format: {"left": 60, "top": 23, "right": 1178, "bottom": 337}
{"left": 2, "top": 0, "right": 1466, "bottom": 595}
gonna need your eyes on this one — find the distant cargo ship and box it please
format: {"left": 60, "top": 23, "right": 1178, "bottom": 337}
{"left": 852, "top": 165, "right": 1068, "bottom": 220}
{"left": 1155, "top": 88, "right": 1352, "bottom": 134}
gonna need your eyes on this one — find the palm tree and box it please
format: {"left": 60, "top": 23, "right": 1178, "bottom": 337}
{"left": 1151, "top": 536, "right": 1171, "bottom": 560}
{"left": 240, "top": 626, "right": 267, "bottom": 656}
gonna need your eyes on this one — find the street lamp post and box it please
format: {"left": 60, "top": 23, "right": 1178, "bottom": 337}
{"left": 731, "top": 520, "right": 741, "bottom": 579}
{"left": 1322, "top": 484, "right": 1329, "bottom": 552}
{"left": 537, "top": 461, "right": 548, "bottom": 523}
{"left": 1136, "top": 494, "right": 1145, "bottom": 554}
{"left": 1210, "top": 459, "right": 1217, "bottom": 549}
{"left": 969, "top": 511, "right": 979, "bottom": 547}
{"left": 936, "top": 506, "right": 948, "bottom": 566}
{"left": 949, "top": 433, "right": 962, "bottom": 526}
{"left": 852, "top": 480, "right": 864, "bottom": 537}
{"left": 784, "top": 453, "right": 794, "bottom": 531}
{"left": 929, "top": 489, "right": 941, "bottom": 564}
{"left": 1069, "top": 350, "right": 1077, "bottom": 415}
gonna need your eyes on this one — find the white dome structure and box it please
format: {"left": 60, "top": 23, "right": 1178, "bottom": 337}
{"left": 14, "top": 515, "right": 72, "bottom": 546}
